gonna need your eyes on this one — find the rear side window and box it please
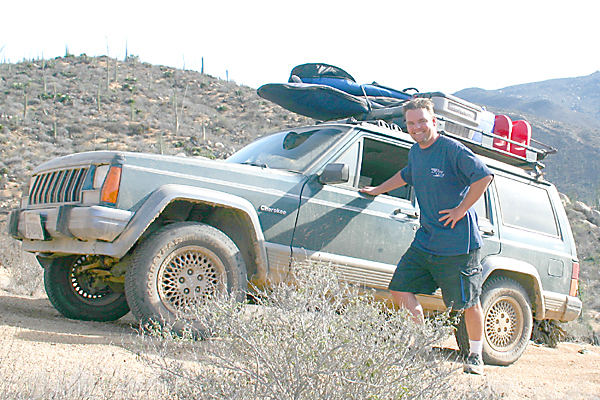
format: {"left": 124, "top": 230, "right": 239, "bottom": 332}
{"left": 473, "top": 192, "right": 490, "bottom": 221}
{"left": 495, "top": 175, "right": 559, "bottom": 236}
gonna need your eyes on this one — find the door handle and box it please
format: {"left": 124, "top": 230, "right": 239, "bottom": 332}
{"left": 479, "top": 226, "right": 495, "bottom": 236}
{"left": 393, "top": 208, "right": 419, "bottom": 219}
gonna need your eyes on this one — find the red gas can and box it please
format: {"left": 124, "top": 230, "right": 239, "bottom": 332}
{"left": 493, "top": 115, "right": 512, "bottom": 152}
{"left": 510, "top": 120, "right": 531, "bottom": 158}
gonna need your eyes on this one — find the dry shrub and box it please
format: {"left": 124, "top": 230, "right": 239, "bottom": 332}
{"left": 532, "top": 320, "right": 568, "bottom": 348}
{"left": 137, "top": 263, "right": 499, "bottom": 400}
{"left": 0, "top": 230, "right": 43, "bottom": 296}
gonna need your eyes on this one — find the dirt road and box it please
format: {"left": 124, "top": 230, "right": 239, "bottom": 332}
{"left": 0, "top": 289, "right": 599, "bottom": 399}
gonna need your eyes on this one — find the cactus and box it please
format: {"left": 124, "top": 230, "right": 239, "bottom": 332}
{"left": 38, "top": 94, "right": 48, "bottom": 116}
{"left": 128, "top": 98, "right": 135, "bottom": 121}
{"left": 97, "top": 76, "right": 101, "bottom": 113}
{"left": 22, "top": 91, "right": 27, "bottom": 120}
{"left": 158, "top": 131, "right": 165, "bottom": 155}
{"left": 105, "top": 38, "right": 110, "bottom": 90}
{"left": 106, "top": 56, "right": 110, "bottom": 91}
{"left": 173, "top": 89, "right": 179, "bottom": 134}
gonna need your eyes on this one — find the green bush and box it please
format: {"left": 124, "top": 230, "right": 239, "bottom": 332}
{"left": 55, "top": 93, "right": 71, "bottom": 103}
{"left": 191, "top": 147, "right": 215, "bottom": 159}
{"left": 137, "top": 263, "right": 498, "bottom": 400}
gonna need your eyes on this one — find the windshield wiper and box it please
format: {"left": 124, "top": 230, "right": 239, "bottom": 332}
{"left": 241, "top": 161, "right": 269, "bottom": 169}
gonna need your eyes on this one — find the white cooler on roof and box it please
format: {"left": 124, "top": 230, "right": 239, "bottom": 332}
{"left": 416, "top": 92, "right": 493, "bottom": 142}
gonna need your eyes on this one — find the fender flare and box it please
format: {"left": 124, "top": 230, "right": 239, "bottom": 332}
{"left": 107, "top": 184, "right": 267, "bottom": 268}
{"left": 482, "top": 255, "right": 546, "bottom": 319}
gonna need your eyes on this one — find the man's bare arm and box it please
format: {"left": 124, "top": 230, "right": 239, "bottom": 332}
{"left": 359, "top": 170, "right": 407, "bottom": 196}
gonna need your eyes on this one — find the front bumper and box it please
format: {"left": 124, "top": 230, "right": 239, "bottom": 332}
{"left": 8, "top": 205, "right": 133, "bottom": 243}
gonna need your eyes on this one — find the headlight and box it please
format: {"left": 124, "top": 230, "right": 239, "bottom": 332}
{"left": 93, "top": 165, "right": 110, "bottom": 189}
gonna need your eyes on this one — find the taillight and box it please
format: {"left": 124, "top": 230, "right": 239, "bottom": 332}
{"left": 100, "top": 166, "right": 122, "bottom": 204}
{"left": 569, "top": 261, "right": 579, "bottom": 297}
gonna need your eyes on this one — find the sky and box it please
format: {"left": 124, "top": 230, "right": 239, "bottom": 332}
{"left": 2, "top": 0, "right": 600, "bottom": 95}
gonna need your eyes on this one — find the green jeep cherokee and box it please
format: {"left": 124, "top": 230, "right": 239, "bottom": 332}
{"left": 7, "top": 119, "right": 581, "bottom": 366}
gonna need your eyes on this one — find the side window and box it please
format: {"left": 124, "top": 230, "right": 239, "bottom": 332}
{"left": 495, "top": 175, "right": 559, "bottom": 236}
{"left": 359, "top": 138, "right": 411, "bottom": 200}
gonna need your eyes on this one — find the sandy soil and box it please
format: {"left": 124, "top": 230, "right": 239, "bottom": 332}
{"left": 0, "top": 285, "right": 599, "bottom": 399}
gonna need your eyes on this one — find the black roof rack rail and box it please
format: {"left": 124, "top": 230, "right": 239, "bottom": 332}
{"left": 435, "top": 116, "right": 552, "bottom": 172}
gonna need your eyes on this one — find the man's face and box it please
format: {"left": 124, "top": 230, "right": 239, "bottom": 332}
{"left": 405, "top": 108, "right": 438, "bottom": 148}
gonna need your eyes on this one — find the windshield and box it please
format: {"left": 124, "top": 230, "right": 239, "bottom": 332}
{"left": 226, "top": 126, "right": 350, "bottom": 172}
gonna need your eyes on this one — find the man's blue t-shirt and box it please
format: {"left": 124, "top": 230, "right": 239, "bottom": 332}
{"left": 400, "top": 135, "right": 493, "bottom": 256}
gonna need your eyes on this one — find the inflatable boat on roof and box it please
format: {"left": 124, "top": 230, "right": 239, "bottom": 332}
{"left": 257, "top": 63, "right": 413, "bottom": 121}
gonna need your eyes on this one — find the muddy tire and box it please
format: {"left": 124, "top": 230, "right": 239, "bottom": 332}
{"left": 44, "top": 255, "right": 130, "bottom": 321}
{"left": 125, "top": 222, "right": 247, "bottom": 332}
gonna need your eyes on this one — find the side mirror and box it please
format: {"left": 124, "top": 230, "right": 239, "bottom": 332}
{"left": 319, "top": 163, "right": 349, "bottom": 185}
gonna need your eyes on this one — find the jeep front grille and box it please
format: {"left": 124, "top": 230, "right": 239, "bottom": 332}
{"left": 29, "top": 167, "right": 89, "bottom": 205}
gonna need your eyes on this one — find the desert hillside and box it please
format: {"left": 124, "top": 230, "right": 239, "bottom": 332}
{"left": 0, "top": 54, "right": 599, "bottom": 334}
{"left": 0, "top": 54, "right": 313, "bottom": 213}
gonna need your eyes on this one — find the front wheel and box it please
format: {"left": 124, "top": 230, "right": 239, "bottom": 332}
{"left": 44, "top": 255, "right": 130, "bottom": 321}
{"left": 455, "top": 277, "right": 533, "bottom": 366}
{"left": 125, "top": 222, "right": 247, "bottom": 331}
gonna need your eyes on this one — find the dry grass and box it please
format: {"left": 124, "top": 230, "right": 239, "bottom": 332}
{"left": 0, "top": 229, "right": 43, "bottom": 296}
{"left": 134, "top": 263, "right": 499, "bottom": 400}
{"left": 0, "top": 257, "right": 502, "bottom": 399}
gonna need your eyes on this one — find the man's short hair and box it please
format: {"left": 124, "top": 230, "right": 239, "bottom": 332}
{"left": 403, "top": 98, "right": 435, "bottom": 117}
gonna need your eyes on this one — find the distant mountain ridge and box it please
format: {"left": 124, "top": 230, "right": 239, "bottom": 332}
{"left": 454, "top": 71, "right": 600, "bottom": 203}
{"left": 455, "top": 71, "right": 600, "bottom": 129}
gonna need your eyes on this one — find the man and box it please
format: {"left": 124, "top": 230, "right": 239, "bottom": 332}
{"left": 360, "top": 98, "right": 493, "bottom": 375}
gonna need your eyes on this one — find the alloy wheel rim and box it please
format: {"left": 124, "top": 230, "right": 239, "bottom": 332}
{"left": 485, "top": 295, "right": 524, "bottom": 352}
{"left": 158, "top": 245, "right": 226, "bottom": 315}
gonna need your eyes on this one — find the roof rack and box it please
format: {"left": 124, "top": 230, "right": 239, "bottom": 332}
{"left": 348, "top": 92, "right": 556, "bottom": 175}
{"left": 438, "top": 117, "right": 550, "bottom": 173}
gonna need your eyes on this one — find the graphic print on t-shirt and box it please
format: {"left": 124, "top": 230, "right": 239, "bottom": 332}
{"left": 430, "top": 168, "right": 445, "bottom": 178}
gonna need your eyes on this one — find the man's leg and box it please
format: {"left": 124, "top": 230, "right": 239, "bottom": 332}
{"left": 464, "top": 301, "right": 484, "bottom": 341}
{"left": 463, "top": 300, "right": 485, "bottom": 375}
{"left": 391, "top": 290, "right": 424, "bottom": 324}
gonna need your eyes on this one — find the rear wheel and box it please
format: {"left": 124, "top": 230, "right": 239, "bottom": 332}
{"left": 44, "top": 255, "right": 130, "bottom": 321}
{"left": 454, "top": 277, "right": 533, "bottom": 365}
{"left": 125, "top": 222, "right": 247, "bottom": 332}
